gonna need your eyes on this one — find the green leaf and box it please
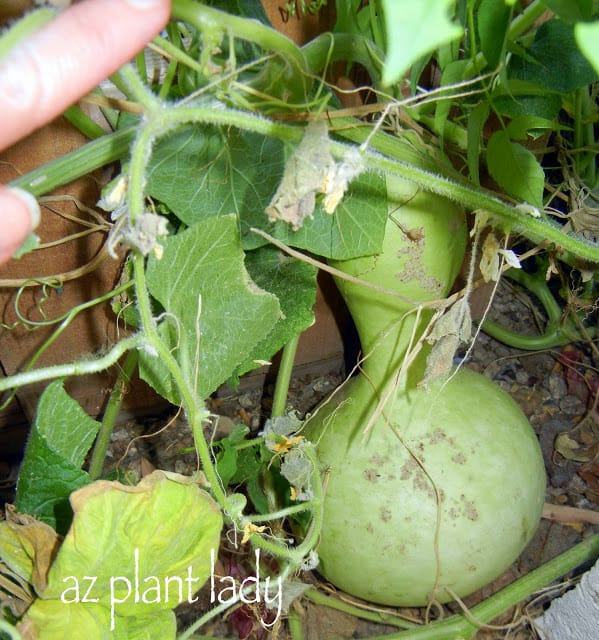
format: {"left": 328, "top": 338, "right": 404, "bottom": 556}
{"left": 492, "top": 89, "right": 562, "bottom": 121}
{"left": 433, "top": 59, "right": 470, "bottom": 143}
{"left": 509, "top": 19, "right": 598, "bottom": 93}
{"left": 505, "top": 115, "right": 566, "bottom": 139}
{"left": 575, "top": 21, "right": 599, "bottom": 75}
{"left": 140, "top": 215, "right": 281, "bottom": 402}
{"left": 22, "top": 471, "right": 221, "bottom": 638}
{"left": 146, "top": 124, "right": 388, "bottom": 260}
{"left": 237, "top": 246, "right": 317, "bottom": 377}
{"left": 541, "top": 0, "right": 593, "bottom": 23}
{"left": 466, "top": 102, "right": 490, "bottom": 185}
{"left": 380, "top": 0, "right": 463, "bottom": 86}
{"left": 477, "top": 0, "right": 512, "bottom": 69}
{"left": 486, "top": 130, "right": 545, "bottom": 208}
{"left": 215, "top": 440, "right": 239, "bottom": 489}
{"left": 15, "top": 381, "right": 100, "bottom": 534}
{"left": 146, "top": 126, "right": 284, "bottom": 231}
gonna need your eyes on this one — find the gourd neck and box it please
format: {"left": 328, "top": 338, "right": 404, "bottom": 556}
{"left": 341, "top": 289, "right": 432, "bottom": 392}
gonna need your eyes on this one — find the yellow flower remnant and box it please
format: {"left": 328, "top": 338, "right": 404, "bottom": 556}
{"left": 241, "top": 522, "right": 266, "bottom": 545}
{"left": 270, "top": 435, "right": 304, "bottom": 455}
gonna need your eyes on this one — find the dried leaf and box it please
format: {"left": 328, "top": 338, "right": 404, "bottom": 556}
{"left": 498, "top": 248, "right": 522, "bottom": 270}
{"left": 266, "top": 121, "right": 364, "bottom": 229}
{"left": 266, "top": 121, "right": 334, "bottom": 229}
{"left": 480, "top": 231, "right": 501, "bottom": 282}
{"left": 423, "top": 298, "right": 472, "bottom": 383}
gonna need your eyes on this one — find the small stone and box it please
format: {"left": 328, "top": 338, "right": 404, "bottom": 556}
{"left": 238, "top": 393, "right": 254, "bottom": 409}
{"left": 559, "top": 395, "right": 586, "bottom": 416}
{"left": 546, "top": 373, "right": 568, "bottom": 400}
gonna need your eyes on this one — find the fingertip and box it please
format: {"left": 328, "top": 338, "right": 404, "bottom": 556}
{"left": 0, "top": 187, "right": 40, "bottom": 263}
{"left": 126, "top": 0, "right": 171, "bottom": 9}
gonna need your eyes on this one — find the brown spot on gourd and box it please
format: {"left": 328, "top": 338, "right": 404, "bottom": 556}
{"left": 364, "top": 468, "right": 379, "bottom": 482}
{"left": 461, "top": 495, "right": 479, "bottom": 521}
{"left": 451, "top": 452, "right": 466, "bottom": 464}
{"left": 427, "top": 429, "right": 447, "bottom": 444}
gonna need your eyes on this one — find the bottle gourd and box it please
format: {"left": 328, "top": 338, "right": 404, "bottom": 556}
{"left": 304, "top": 176, "right": 546, "bottom": 606}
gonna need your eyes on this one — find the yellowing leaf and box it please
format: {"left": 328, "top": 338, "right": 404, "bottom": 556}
{"left": 0, "top": 505, "right": 60, "bottom": 595}
{"left": 424, "top": 298, "right": 472, "bottom": 383}
{"left": 19, "top": 471, "right": 223, "bottom": 637}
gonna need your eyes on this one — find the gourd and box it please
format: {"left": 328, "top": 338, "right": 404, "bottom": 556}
{"left": 304, "top": 176, "right": 546, "bottom": 606}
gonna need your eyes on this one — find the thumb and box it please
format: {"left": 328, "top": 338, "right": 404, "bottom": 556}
{"left": 0, "top": 187, "right": 40, "bottom": 264}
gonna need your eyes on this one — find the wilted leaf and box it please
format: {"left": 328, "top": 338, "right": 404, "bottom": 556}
{"left": 0, "top": 505, "right": 60, "bottom": 594}
{"left": 479, "top": 231, "right": 501, "bottom": 282}
{"left": 266, "top": 121, "right": 335, "bottom": 229}
{"left": 18, "top": 471, "right": 223, "bottom": 638}
{"left": 280, "top": 447, "right": 313, "bottom": 500}
{"left": 266, "top": 121, "right": 365, "bottom": 229}
{"left": 423, "top": 298, "right": 472, "bottom": 383}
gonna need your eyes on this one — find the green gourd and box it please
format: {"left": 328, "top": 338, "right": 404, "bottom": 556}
{"left": 304, "top": 176, "right": 546, "bottom": 606}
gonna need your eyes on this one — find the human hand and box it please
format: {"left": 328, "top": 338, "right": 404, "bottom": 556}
{"left": 0, "top": 0, "right": 171, "bottom": 265}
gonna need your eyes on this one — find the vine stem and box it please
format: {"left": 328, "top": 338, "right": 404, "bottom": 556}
{"left": 131, "top": 101, "right": 599, "bottom": 263}
{"left": 271, "top": 334, "right": 300, "bottom": 418}
{"left": 0, "top": 281, "right": 132, "bottom": 411}
{"left": 0, "top": 335, "right": 140, "bottom": 392}
{"left": 170, "top": 0, "right": 308, "bottom": 85}
{"left": 130, "top": 252, "right": 226, "bottom": 505}
{"left": 88, "top": 349, "right": 139, "bottom": 480}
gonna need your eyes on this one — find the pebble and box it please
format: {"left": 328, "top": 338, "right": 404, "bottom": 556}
{"left": 559, "top": 395, "right": 586, "bottom": 416}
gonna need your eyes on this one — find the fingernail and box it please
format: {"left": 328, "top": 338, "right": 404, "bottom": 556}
{"left": 7, "top": 187, "right": 40, "bottom": 230}
{"left": 126, "top": 0, "right": 166, "bottom": 8}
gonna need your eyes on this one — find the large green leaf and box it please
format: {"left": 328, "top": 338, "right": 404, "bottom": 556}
{"left": 15, "top": 381, "right": 99, "bottom": 534}
{"left": 477, "top": 0, "right": 512, "bottom": 69}
{"left": 380, "top": 0, "right": 462, "bottom": 86}
{"left": 486, "top": 130, "right": 545, "bottom": 209}
{"left": 21, "top": 471, "right": 222, "bottom": 639}
{"left": 139, "top": 215, "right": 281, "bottom": 402}
{"left": 146, "top": 125, "right": 388, "bottom": 260}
